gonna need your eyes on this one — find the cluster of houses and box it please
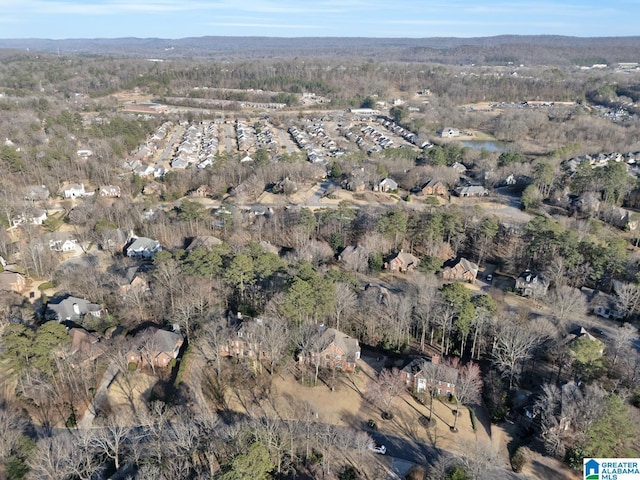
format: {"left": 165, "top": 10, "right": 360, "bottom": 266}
{"left": 235, "top": 119, "right": 256, "bottom": 152}
{"left": 563, "top": 150, "right": 640, "bottom": 173}
{"left": 171, "top": 123, "right": 206, "bottom": 169}
{"left": 347, "top": 123, "right": 395, "bottom": 155}
{"left": 254, "top": 119, "right": 279, "bottom": 152}
{"left": 219, "top": 312, "right": 461, "bottom": 397}
{"left": 376, "top": 117, "right": 419, "bottom": 145}
{"left": 45, "top": 292, "right": 184, "bottom": 370}
{"left": 289, "top": 120, "right": 341, "bottom": 164}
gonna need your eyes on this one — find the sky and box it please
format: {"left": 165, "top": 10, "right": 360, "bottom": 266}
{"left": 0, "top": 0, "right": 638, "bottom": 39}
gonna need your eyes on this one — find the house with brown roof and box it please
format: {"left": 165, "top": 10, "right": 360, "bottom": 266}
{"left": 98, "top": 185, "right": 121, "bottom": 198}
{"left": 68, "top": 327, "right": 104, "bottom": 360}
{"left": 190, "top": 185, "right": 210, "bottom": 198}
{"left": 441, "top": 257, "right": 479, "bottom": 282}
{"left": 0, "top": 270, "right": 26, "bottom": 293}
{"left": 400, "top": 355, "right": 458, "bottom": 397}
{"left": 300, "top": 327, "right": 361, "bottom": 372}
{"left": 384, "top": 250, "right": 420, "bottom": 273}
{"left": 419, "top": 179, "right": 448, "bottom": 196}
{"left": 127, "top": 327, "right": 184, "bottom": 369}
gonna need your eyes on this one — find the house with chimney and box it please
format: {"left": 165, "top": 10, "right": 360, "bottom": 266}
{"left": 400, "top": 355, "right": 458, "bottom": 398}
{"left": 384, "top": 250, "right": 420, "bottom": 273}
{"left": 125, "top": 235, "right": 162, "bottom": 259}
{"left": 0, "top": 270, "right": 26, "bottom": 294}
{"left": 515, "top": 270, "right": 549, "bottom": 297}
{"left": 126, "top": 327, "right": 184, "bottom": 369}
{"left": 46, "top": 295, "right": 104, "bottom": 322}
{"left": 299, "top": 327, "right": 361, "bottom": 372}
{"left": 441, "top": 257, "right": 479, "bottom": 282}
{"left": 98, "top": 185, "right": 121, "bottom": 198}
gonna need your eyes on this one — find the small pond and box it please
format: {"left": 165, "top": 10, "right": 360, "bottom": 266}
{"left": 461, "top": 140, "right": 514, "bottom": 152}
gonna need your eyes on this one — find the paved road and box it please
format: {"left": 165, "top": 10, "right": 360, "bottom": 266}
{"left": 224, "top": 124, "right": 235, "bottom": 153}
{"left": 156, "top": 124, "right": 184, "bottom": 170}
{"left": 277, "top": 128, "right": 296, "bottom": 153}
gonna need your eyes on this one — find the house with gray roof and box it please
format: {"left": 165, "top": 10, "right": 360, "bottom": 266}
{"left": 24, "top": 185, "right": 50, "bottom": 202}
{"left": 125, "top": 235, "right": 162, "bottom": 259}
{"left": 454, "top": 185, "right": 489, "bottom": 197}
{"left": 47, "top": 295, "right": 103, "bottom": 322}
{"left": 374, "top": 177, "right": 398, "bottom": 193}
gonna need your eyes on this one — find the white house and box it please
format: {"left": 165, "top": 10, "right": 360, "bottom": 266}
{"left": 125, "top": 236, "right": 162, "bottom": 259}
{"left": 440, "top": 128, "right": 461, "bottom": 138}
{"left": 63, "top": 183, "right": 88, "bottom": 199}
{"left": 47, "top": 233, "right": 78, "bottom": 252}
{"left": 12, "top": 209, "right": 47, "bottom": 227}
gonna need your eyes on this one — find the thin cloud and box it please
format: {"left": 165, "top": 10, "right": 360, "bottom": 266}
{"left": 206, "top": 22, "right": 326, "bottom": 29}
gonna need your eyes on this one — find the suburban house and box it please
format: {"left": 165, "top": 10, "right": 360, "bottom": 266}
{"left": 186, "top": 235, "right": 223, "bottom": 251}
{"left": 24, "top": 185, "right": 50, "bottom": 201}
{"left": 45, "top": 232, "right": 78, "bottom": 252}
{"left": 441, "top": 257, "right": 479, "bottom": 282}
{"left": 454, "top": 185, "right": 489, "bottom": 197}
{"left": 125, "top": 235, "right": 162, "bottom": 259}
{"left": 220, "top": 316, "right": 271, "bottom": 361}
{"left": 515, "top": 270, "right": 549, "bottom": 297}
{"left": 63, "top": 183, "right": 89, "bottom": 199}
{"left": 450, "top": 162, "right": 468, "bottom": 175}
{"left": 142, "top": 181, "right": 164, "bottom": 196}
{"left": 600, "top": 207, "right": 639, "bottom": 231}
{"left": 98, "top": 185, "right": 121, "bottom": 198}
{"left": 0, "top": 270, "right": 26, "bottom": 293}
{"left": 565, "top": 326, "right": 605, "bottom": 357}
{"left": 338, "top": 245, "right": 368, "bottom": 269}
{"left": 98, "top": 228, "right": 128, "bottom": 252}
{"left": 384, "top": 250, "right": 420, "bottom": 273}
{"left": 47, "top": 295, "right": 104, "bottom": 322}
{"left": 68, "top": 327, "right": 104, "bottom": 360}
{"left": 374, "top": 177, "right": 398, "bottom": 193}
{"left": 127, "top": 327, "right": 184, "bottom": 369}
{"left": 400, "top": 355, "right": 458, "bottom": 397}
{"left": 189, "top": 185, "right": 210, "bottom": 198}
{"left": 345, "top": 168, "right": 367, "bottom": 192}
{"left": 118, "top": 266, "right": 148, "bottom": 294}
{"left": 418, "top": 179, "right": 448, "bottom": 196}
{"left": 440, "top": 128, "right": 460, "bottom": 138}
{"left": 12, "top": 208, "right": 47, "bottom": 227}
{"left": 300, "top": 327, "right": 361, "bottom": 372}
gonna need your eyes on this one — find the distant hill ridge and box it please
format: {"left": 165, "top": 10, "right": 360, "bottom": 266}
{"left": 1, "top": 35, "right": 639, "bottom": 65}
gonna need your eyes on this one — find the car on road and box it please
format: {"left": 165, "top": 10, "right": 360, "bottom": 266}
{"left": 368, "top": 442, "right": 386, "bottom": 455}
{"left": 486, "top": 274, "right": 493, "bottom": 282}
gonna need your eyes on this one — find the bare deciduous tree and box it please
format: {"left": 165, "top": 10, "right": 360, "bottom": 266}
{"left": 366, "top": 368, "right": 406, "bottom": 418}
{"left": 0, "top": 400, "right": 26, "bottom": 463}
{"left": 492, "top": 320, "right": 550, "bottom": 389}
{"left": 547, "top": 285, "right": 586, "bottom": 332}
{"left": 614, "top": 282, "right": 640, "bottom": 319}
{"left": 452, "top": 362, "right": 482, "bottom": 431}
{"left": 333, "top": 282, "right": 357, "bottom": 332}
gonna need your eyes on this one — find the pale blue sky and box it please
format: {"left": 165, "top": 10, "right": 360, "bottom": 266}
{"left": 0, "top": 0, "right": 638, "bottom": 39}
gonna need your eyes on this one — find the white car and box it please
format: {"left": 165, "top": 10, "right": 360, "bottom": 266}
{"left": 368, "top": 443, "right": 387, "bottom": 455}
